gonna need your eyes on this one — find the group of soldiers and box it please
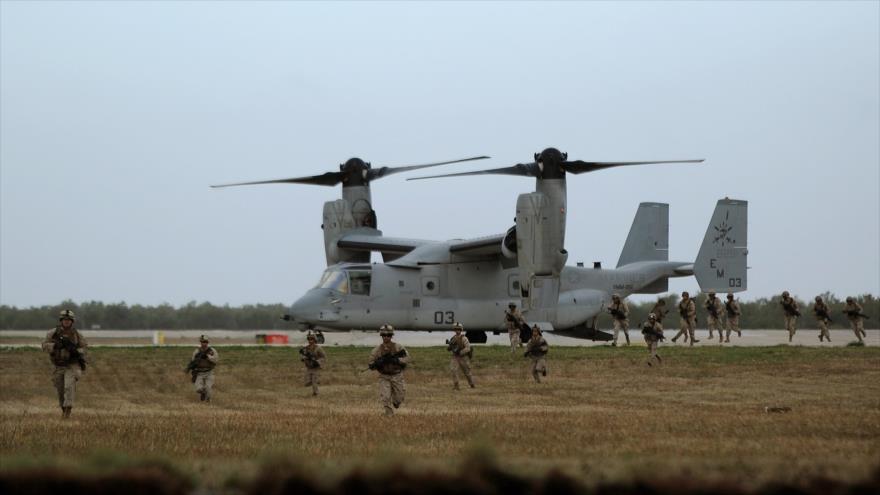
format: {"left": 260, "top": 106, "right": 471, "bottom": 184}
{"left": 41, "top": 294, "right": 869, "bottom": 418}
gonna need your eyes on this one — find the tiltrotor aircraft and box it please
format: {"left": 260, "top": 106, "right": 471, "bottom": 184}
{"left": 213, "top": 149, "right": 747, "bottom": 344}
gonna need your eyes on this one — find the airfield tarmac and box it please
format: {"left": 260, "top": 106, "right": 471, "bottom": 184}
{"left": 1, "top": 328, "right": 876, "bottom": 347}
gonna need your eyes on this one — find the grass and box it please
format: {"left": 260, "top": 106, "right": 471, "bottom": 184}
{"left": 1, "top": 345, "right": 878, "bottom": 492}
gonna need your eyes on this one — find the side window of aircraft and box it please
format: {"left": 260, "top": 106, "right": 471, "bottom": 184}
{"left": 316, "top": 270, "right": 349, "bottom": 294}
{"left": 348, "top": 270, "right": 372, "bottom": 296}
{"left": 422, "top": 277, "right": 439, "bottom": 296}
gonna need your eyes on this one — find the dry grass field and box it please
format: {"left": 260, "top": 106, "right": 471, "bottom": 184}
{"left": 1, "top": 345, "right": 878, "bottom": 493}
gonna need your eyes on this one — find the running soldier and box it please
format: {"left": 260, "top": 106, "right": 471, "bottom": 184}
{"left": 705, "top": 292, "right": 723, "bottom": 343}
{"left": 607, "top": 294, "right": 630, "bottom": 346}
{"left": 523, "top": 325, "right": 549, "bottom": 383}
{"left": 649, "top": 299, "right": 668, "bottom": 326}
{"left": 369, "top": 325, "right": 410, "bottom": 416}
{"left": 672, "top": 291, "right": 699, "bottom": 345}
{"left": 780, "top": 291, "right": 800, "bottom": 342}
{"left": 299, "top": 333, "right": 326, "bottom": 396}
{"left": 187, "top": 335, "right": 219, "bottom": 402}
{"left": 504, "top": 303, "right": 525, "bottom": 353}
{"left": 724, "top": 293, "right": 742, "bottom": 343}
{"left": 41, "top": 309, "right": 88, "bottom": 418}
{"left": 641, "top": 313, "right": 664, "bottom": 366}
{"left": 813, "top": 296, "right": 832, "bottom": 343}
{"left": 447, "top": 323, "right": 474, "bottom": 390}
{"left": 842, "top": 296, "right": 868, "bottom": 343}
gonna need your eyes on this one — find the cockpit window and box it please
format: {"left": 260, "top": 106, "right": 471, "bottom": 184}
{"left": 348, "top": 270, "right": 372, "bottom": 296}
{"left": 315, "top": 270, "right": 349, "bottom": 293}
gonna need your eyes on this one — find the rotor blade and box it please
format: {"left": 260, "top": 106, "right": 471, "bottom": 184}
{"left": 407, "top": 163, "right": 539, "bottom": 181}
{"left": 210, "top": 171, "right": 345, "bottom": 188}
{"left": 564, "top": 159, "right": 704, "bottom": 174}
{"left": 368, "top": 155, "right": 490, "bottom": 181}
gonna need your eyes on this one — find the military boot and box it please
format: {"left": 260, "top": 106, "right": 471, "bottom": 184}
{"left": 467, "top": 377, "right": 475, "bottom": 388}
{"left": 199, "top": 391, "right": 206, "bottom": 402}
{"left": 62, "top": 407, "right": 71, "bottom": 419}
{"left": 453, "top": 382, "right": 460, "bottom": 391}
{"left": 384, "top": 407, "right": 394, "bottom": 417}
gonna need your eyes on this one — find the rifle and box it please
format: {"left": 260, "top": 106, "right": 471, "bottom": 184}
{"left": 185, "top": 350, "right": 210, "bottom": 382}
{"left": 641, "top": 323, "right": 666, "bottom": 341}
{"left": 299, "top": 347, "right": 320, "bottom": 369}
{"left": 781, "top": 301, "right": 801, "bottom": 317}
{"left": 725, "top": 301, "right": 737, "bottom": 318}
{"left": 607, "top": 307, "right": 626, "bottom": 320}
{"left": 58, "top": 335, "right": 87, "bottom": 371}
{"left": 706, "top": 302, "right": 720, "bottom": 319}
{"left": 815, "top": 309, "right": 833, "bottom": 323}
{"left": 678, "top": 301, "right": 691, "bottom": 319}
{"left": 523, "top": 341, "right": 548, "bottom": 358}
{"left": 842, "top": 310, "right": 870, "bottom": 319}
{"left": 367, "top": 349, "right": 407, "bottom": 372}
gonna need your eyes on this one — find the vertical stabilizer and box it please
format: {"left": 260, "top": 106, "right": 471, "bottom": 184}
{"left": 694, "top": 198, "right": 748, "bottom": 292}
{"left": 616, "top": 203, "right": 669, "bottom": 267}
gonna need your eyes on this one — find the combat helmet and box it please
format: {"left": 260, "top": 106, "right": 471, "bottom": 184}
{"left": 452, "top": 322, "right": 464, "bottom": 332}
{"left": 59, "top": 309, "right": 76, "bottom": 321}
{"left": 782, "top": 291, "right": 790, "bottom": 298}
{"left": 379, "top": 324, "right": 394, "bottom": 337}
{"left": 648, "top": 313, "right": 657, "bottom": 320}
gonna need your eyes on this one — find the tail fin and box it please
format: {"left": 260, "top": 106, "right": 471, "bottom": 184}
{"left": 694, "top": 198, "right": 748, "bottom": 292}
{"left": 616, "top": 202, "right": 669, "bottom": 268}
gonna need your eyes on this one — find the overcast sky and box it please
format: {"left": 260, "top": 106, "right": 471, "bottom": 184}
{"left": 1, "top": 1, "right": 878, "bottom": 308}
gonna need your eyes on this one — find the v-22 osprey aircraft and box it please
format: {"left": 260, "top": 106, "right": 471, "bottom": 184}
{"left": 212, "top": 149, "right": 748, "bottom": 343}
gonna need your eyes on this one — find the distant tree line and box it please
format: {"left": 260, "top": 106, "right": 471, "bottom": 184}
{"left": 0, "top": 294, "right": 876, "bottom": 330}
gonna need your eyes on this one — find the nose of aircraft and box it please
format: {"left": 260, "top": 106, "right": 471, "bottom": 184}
{"left": 288, "top": 289, "right": 335, "bottom": 322}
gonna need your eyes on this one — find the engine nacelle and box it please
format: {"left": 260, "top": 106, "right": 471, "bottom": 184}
{"left": 501, "top": 226, "right": 517, "bottom": 259}
{"left": 322, "top": 200, "right": 370, "bottom": 265}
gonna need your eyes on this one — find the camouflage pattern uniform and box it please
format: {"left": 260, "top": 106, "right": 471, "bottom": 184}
{"left": 672, "top": 293, "right": 698, "bottom": 345}
{"left": 370, "top": 325, "right": 410, "bottom": 416}
{"left": 724, "top": 293, "right": 741, "bottom": 343}
{"left": 705, "top": 293, "right": 723, "bottom": 343}
{"left": 608, "top": 295, "right": 630, "bottom": 346}
{"left": 41, "top": 310, "right": 88, "bottom": 418}
{"left": 649, "top": 300, "right": 668, "bottom": 327}
{"left": 447, "top": 323, "right": 474, "bottom": 390}
{"left": 641, "top": 314, "right": 664, "bottom": 366}
{"left": 843, "top": 297, "right": 867, "bottom": 343}
{"left": 300, "top": 335, "right": 326, "bottom": 396}
{"left": 524, "top": 326, "right": 549, "bottom": 383}
{"left": 504, "top": 304, "right": 524, "bottom": 353}
{"left": 813, "top": 297, "right": 832, "bottom": 343}
{"left": 191, "top": 336, "right": 219, "bottom": 402}
{"left": 780, "top": 291, "right": 800, "bottom": 342}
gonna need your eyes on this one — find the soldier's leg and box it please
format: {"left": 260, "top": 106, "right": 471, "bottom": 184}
{"left": 203, "top": 372, "right": 214, "bottom": 402}
{"left": 194, "top": 373, "right": 206, "bottom": 400}
{"left": 725, "top": 322, "right": 732, "bottom": 343}
{"left": 449, "top": 358, "right": 460, "bottom": 389}
{"left": 612, "top": 320, "right": 621, "bottom": 345}
{"left": 390, "top": 374, "right": 405, "bottom": 408}
{"left": 52, "top": 367, "right": 66, "bottom": 409}
{"left": 530, "top": 359, "right": 541, "bottom": 383}
{"left": 857, "top": 320, "right": 866, "bottom": 339}
{"left": 378, "top": 375, "right": 393, "bottom": 415}
{"left": 688, "top": 319, "right": 698, "bottom": 345}
{"left": 508, "top": 331, "right": 517, "bottom": 353}
{"left": 311, "top": 370, "right": 320, "bottom": 395}
{"left": 817, "top": 320, "right": 826, "bottom": 342}
{"left": 62, "top": 367, "right": 80, "bottom": 409}
{"left": 460, "top": 357, "right": 474, "bottom": 387}
{"left": 714, "top": 319, "right": 723, "bottom": 342}
{"left": 622, "top": 320, "right": 630, "bottom": 345}
{"left": 852, "top": 320, "right": 864, "bottom": 342}
{"left": 671, "top": 320, "right": 686, "bottom": 343}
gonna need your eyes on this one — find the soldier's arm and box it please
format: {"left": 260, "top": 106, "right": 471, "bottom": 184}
{"left": 395, "top": 345, "right": 409, "bottom": 364}
{"left": 459, "top": 338, "right": 471, "bottom": 356}
{"left": 41, "top": 330, "right": 56, "bottom": 353}
{"left": 207, "top": 348, "right": 219, "bottom": 363}
{"left": 622, "top": 302, "right": 629, "bottom": 317}
{"left": 75, "top": 331, "right": 88, "bottom": 353}
{"left": 316, "top": 347, "right": 326, "bottom": 366}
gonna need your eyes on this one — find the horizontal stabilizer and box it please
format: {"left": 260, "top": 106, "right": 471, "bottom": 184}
{"left": 694, "top": 199, "right": 748, "bottom": 292}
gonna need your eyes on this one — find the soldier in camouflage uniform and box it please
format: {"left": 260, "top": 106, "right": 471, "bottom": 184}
{"left": 41, "top": 310, "right": 88, "bottom": 418}
{"left": 723, "top": 293, "right": 742, "bottom": 343}
{"left": 504, "top": 303, "right": 525, "bottom": 353}
{"left": 189, "top": 335, "right": 219, "bottom": 402}
{"left": 607, "top": 294, "right": 630, "bottom": 346}
{"left": 672, "top": 291, "right": 698, "bottom": 345}
{"left": 780, "top": 291, "right": 800, "bottom": 342}
{"left": 843, "top": 296, "right": 867, "bottom": 343}
{"left": 649, "top": 299, "right": 668, "bottom": 327}
{"left": 813, "top": 296, "right": 832, "bottom": 343}
{"left": 447, "top": 323, "right": 474, "bottom": 390}
{"left": 705, "top": 292, "right": 723, "bottom": 343}
{"left": 300, "top": 333, "right": 326, "bottom": 396}
{"left": 524, "top": 325, "right": 549, "bottom": 383}
{"left": 369, "top": 325, "right": 410, "bottom": 416}
{"left": 641, "top": 313, "right": 664, "bottom": 366}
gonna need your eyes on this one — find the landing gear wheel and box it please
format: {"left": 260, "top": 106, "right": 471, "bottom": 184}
{"left": 315, "top": 331, "right": 325, "bottom": 344}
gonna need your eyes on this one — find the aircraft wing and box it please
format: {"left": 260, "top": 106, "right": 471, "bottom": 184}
{"left": 448, "top": 234, "right": 505, "bottom": 257}
{"left": 337, "top": 234, "right": 434, "bottom": 254}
